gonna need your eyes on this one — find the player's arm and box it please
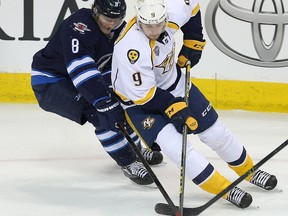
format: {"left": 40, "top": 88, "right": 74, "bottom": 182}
{"left": 114, "top": 66, "right": 198, "bottom": 133}
{"left": 113, "top": 43, "right": 198, "bottom": 133}
{"left": 66, "top": 52, "right": 125, "bottom": 130}
{"left": 177, "top": 8, "right": 206, "bottom": 68}
{"left": 63, "top": 25, "right": 125, "bottom": 130}
{"left": 66, "top": 53, "right": 110, "bottom": 105}
{"left": 138, "top": 87, "right": 198, "bottom": 133}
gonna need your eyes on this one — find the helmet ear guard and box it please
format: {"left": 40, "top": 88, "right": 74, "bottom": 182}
{"left": 135, "top": 0, "right": 168, "bottom": 25}
{"left": 92, "top": 0, "right": 126, "bottom": 19}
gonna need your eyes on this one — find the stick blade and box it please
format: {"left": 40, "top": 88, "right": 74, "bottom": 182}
{"left": 155, "top": 203, "right": 202, "bottom": 216}
{"left": 155, "top": 203, "right": 176, "bottom": 215}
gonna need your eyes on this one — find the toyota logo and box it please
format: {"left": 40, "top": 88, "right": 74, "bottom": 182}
{"left": 205, "top": 0, "right": 288, "bottom": 68}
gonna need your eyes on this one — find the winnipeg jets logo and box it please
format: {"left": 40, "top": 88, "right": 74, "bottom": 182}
{"left": 73, "top": 22, "right": 91, "bottom": 34}
{"left": 142, "top": 116, "right": 155, "bottom": 129}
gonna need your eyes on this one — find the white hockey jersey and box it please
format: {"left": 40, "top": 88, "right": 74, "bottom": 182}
{"left": 112, "top": 0, "right": 200, "bottom": 108}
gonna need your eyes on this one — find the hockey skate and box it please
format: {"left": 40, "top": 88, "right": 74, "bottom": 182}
{"left": 226, "top": 187, "right": 253, "bottom": 208}
{"left": 249, "top": 170, "right": 277, "bottom": 190}
{"left": 121, "top": 161, "right": 154, "bottom": 185}
{"left": 140, "top": 148, "right": 163, "bottom": 165}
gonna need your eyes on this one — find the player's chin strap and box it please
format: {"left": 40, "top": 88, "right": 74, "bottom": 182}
{"left": 116, "top": 122, "right": 181, "bottom": 216}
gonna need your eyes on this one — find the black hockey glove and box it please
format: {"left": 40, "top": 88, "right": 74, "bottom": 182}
{"left": 95, "top": 96, "right": 125, "bottom": 132}
{"left": 177, "top": 39, "right": 206, "bottom": 68}
{"left": 164, "top": 97, "right": 198, "bottom": 134}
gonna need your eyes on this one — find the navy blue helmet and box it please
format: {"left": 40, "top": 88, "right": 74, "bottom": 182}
{"left": 93, "top": 0, "right": 126, "bottom": 19}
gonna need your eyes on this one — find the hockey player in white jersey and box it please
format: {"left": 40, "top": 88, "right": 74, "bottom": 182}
{"left": 111, "top": 0, "right": 278, "bottom": 208}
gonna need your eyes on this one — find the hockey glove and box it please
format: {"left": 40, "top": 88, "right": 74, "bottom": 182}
{"left": 164, "top": 97, "right": 198, "bottom": 134}
{"left": 177, "top": 39, "right": 206, "bottom": 68}
{"left": 95, "top": 96, "right": 125, "bottom": 132}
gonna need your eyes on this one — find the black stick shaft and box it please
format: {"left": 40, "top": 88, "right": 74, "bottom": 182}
{"left": 117, "top": 122, "right": 180, "bottom": 216}
{"left": 198, "top": 139, "right": 288, "bottom": 213}
{"left": 155, "top": 139, "right": 288, "bottom": 215}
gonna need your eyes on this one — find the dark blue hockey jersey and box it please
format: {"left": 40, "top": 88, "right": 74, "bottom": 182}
{"left": 31, "top": 8, "right": 125, "bottom": 106}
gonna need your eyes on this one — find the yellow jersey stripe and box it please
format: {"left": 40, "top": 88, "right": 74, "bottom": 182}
{"left": 192, "top": 3, "right": 200, "bottom": 16}
{"left": 114, "top": 90, "right": 129, "bottom": 102}
{"left": 167, "top": 21, "right": 179, "bottom": 30}
{"left": 149, "top": 39, "right": 156, "bottom": 64}
{"left": 133, "top": 86, "right": 157, "bottom": 105}
{"left": 115, "top": 16, "right": 137, "bottom": 45}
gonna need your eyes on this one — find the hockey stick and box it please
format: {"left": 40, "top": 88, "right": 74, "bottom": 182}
{"left": 155, "top": 139, "right": 288, "bottom": 215}
{"left": 179, "top": 62, "right": 191, "bottom": 215}
{"left": 116, "top": 122, "right": 181, "bottom": 216}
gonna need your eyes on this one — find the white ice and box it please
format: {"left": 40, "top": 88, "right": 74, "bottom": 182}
{"left": 0, "top": 104, "right": 287, "bottom": 216}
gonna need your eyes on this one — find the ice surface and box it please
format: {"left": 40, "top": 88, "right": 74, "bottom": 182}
{"left": 0, "top": 104, "right": 287, "bottom": 216}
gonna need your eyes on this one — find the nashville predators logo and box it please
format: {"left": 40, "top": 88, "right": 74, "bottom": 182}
{"left": 155, "top": 50, "right": 174, "bottom": 74}
{"left": 141, "top": 116, "right": 155, "bottom": 129}
{"left": 127, "top": 49, "right": 140, "bottom": 64}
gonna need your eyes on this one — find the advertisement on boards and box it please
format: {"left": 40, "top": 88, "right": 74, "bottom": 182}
{"left": 0, "top": 0, "right": 287, "bottom": 83}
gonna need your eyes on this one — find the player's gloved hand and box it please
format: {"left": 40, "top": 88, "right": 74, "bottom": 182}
{"left": 177, "top": 39, "right": 206, "bottom": 68}
{"left": 164, "top": 97, "right": 198, "bottom": 134}
{"left": 95, "top": 96, "right": 125, "bottom": 132}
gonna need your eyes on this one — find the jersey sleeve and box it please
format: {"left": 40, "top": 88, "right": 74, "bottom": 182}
{"left": 180, "top": 8, "right": 204, "bottom": 40}
{"left": 166, "top": 0, "right": 200, "bottom": 30}
{"left": 61, "top": 16, "right": 110, "bottom": 106}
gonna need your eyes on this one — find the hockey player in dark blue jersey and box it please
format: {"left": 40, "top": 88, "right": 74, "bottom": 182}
{"left": 31, "top": 0, "right": 163, "bottom": 185}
